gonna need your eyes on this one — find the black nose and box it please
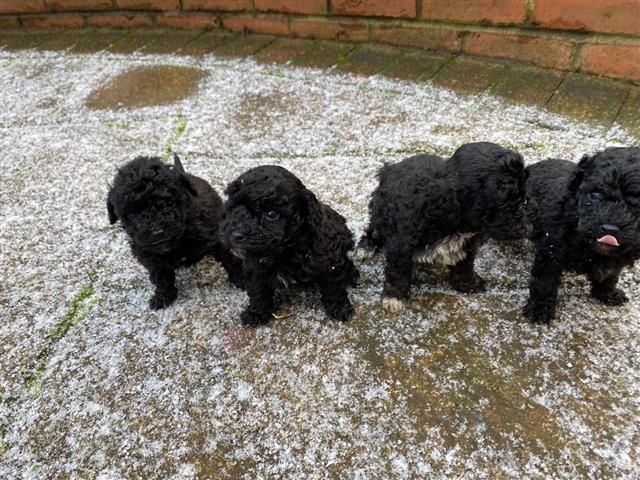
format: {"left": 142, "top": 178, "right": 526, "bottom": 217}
{"left": 231, "top": 230, "right": 245, "bottom": 242}
{"left": 601, "top": 224, "right": 620, "bottom": 234}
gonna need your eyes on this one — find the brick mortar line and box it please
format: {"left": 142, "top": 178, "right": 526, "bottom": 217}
{"left": 3, "top": 11, "right": 640, "bottom": 43}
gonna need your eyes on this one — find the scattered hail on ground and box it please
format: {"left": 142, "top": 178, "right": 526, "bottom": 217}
{"left": 1, "top": 47, "right": 639, "bottom": 479}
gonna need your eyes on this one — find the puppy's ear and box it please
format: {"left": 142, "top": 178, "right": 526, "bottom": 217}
{"left": 107, "top": 191, "right": 117, "bottom": 224}
{"left": 499, "top": 151, "right": 525, "bottom": 176}
{"left": 303, "top": 189, "right": 324, "bottom": 227}
{"left": 224, "top": 179, "right": 241, "bottom": 198}
{"left": 179, "top": 174, "right": 198, "bottom": 197}
{"left": 568, "top": 154, "right": 592, "bottom": 192}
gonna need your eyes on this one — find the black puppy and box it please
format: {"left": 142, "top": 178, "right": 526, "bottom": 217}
{"left": 524, "top": 147, "right": 640, "bottom": 324}
{"left": 358, "top": 142, "right": 528, "bottom": 313}
{"left": 220, "top": 165, "right": 359, "bottom": 326}
{"left": 107, "top": 154, "right": 243, "bottom": 309}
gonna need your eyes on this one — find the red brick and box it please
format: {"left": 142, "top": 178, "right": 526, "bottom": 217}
{"left": 87, "top": 13, "right": 155, "bottom": 28}
{"left": 115, "top": 0, "right": 180, "bottom": 10}
{"left": 581, "top": 43, "right": 640, "bottom": 81}
{"left": 155, "top": 13, "right": 220, "bottom": 29}
{"left": 532, "top": 0, "right": 640, "bottom": 36}
{"left": 183, "top": 0, "right": 252, "bottom": 12}
{"left": 0, "top": 16, "right": 21, "bottom": 28}
{"left": 222, "top": 14, "right": 289, "bottom": 35}
{"left": 22, "top": 14, "right": 86, "bottom": 29}
{"left": 255, "top": 0, "right": 327, "bottom": 15}
{"left": 291, "top": 18, "right": 369, "bottom": 42}
{"left": 44, "top": 0, "right": 112, "bottom": 11}
{"left": 464, "top": 31, "right": 575, "bottom": 70}
{"left": 0, "top": 0, "right": 46, "bottom": 14}
{"left": 371, "top": 23, "right": 462, "bottom": 52}
{"left": 333, "top": 0, "right": 416, "bottom": 18}
{"left": 422, "top": 0, "right": 526, "bottom": 25}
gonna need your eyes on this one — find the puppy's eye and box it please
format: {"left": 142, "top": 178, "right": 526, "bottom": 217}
{"left": 589, "top": 191, "right": 604, "bottom": 201}
{"left": 265, "top": 210, "right": 279, "bottom": 221}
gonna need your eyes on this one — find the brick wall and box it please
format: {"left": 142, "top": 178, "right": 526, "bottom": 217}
{"left": 1, "top": 0, "right": 639, "bottom": 81}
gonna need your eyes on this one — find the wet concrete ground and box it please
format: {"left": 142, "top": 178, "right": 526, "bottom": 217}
{"left": 1, "top": 30, "right": 639, "bottom": 479}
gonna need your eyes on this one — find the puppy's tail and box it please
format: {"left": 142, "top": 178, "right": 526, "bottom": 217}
{"left": 173, "top": 153, "right": 185, "bottom": 173}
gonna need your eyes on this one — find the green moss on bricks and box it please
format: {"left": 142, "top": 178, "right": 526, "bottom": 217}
{"left": 25, "top": 284, "right": 96, "bottom": 396}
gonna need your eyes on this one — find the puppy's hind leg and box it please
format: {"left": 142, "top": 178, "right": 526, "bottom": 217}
{"left": 148, "top": 267, "right": 178, "bottom": 310}
{"left": 448, "top": 237, "right": 486, "bottom": 293}
{"left": 589, "top": 267, "right": 628, "bottom": 306}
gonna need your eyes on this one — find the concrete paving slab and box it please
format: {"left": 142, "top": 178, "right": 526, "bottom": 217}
{"left": 492, "top": 65, "right": 564, "bottom": 107}
{"left": 177, "top": 31, "right": 234, "bottom": 57}
{"left": 292, "top": 40, "right": 355, "bottom": 70}
{"left": 382, "top": 50, "right": 448, "bottom": 82}
{"left": 433, "top": 56, "right": 506, "bottom": 96}
{"left": 0, "top": 32, "right": 55, "bottom": 51}
{"left": 140, "top": 31, "right": 201, "bottom": 55}
{"left": 70, "top": 30, "right": 128, "bottom": 53}
{"left": 548, "top": 73, "right": 630, "bottom": 126}
{"left": 1, "top": 40, "right": 639, "bottom": 479}
{"left": 36, "top": 31, "right": 82, "bottom": 52}
{"left": 616, "top": 86, "right": 640, "bottom": 140}
{"left": 252, "top": 37, "right": 310, "bottom": 65}
{"left": 210, "top": 33, "right": 274, "bottom": 59}
{"left": 336, "top": 45, "right": 401, "bottom": 76}
{"left": 106, "top": 31, "right": 159, "bottom": 54}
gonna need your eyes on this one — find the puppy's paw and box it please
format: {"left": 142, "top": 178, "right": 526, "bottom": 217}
{"left": 240, "top": 309, "right": 271, "bottom": 327}
{"left": 381, "top": 295, "right": 406, "bottom": 314}
{"left": 325, "top": 300, "right": 354, "bottom": 322}
{"left": 523, "top": 301, "right": 554, "bottom": 325}
{"left": 450, "top": 272, "right": 487, "bottom": 293}
{"left": 593, "top": 287, "right": 628, "bottom": 306}
{"left": 149, "top": 290, "right": 177, "bottom": 310}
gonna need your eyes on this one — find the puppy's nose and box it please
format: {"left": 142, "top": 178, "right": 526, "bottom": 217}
{"left": 601, "top": 224, "right": 620, "bottom": 234}
{"left": 231, "top": 230, "right": 246, "bottom": 242}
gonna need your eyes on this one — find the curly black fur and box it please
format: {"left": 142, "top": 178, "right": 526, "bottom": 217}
{"left": 358, "top": 142, "right": 528, "bottom": 312}
{"left": 523, "top": 147, "right": 640, "bottom": 324}
{"left": 220, "top": 165, "right": 359, "bottom": 326}
{"left": 107, "top": 155, "right": 243, "bottom": 309}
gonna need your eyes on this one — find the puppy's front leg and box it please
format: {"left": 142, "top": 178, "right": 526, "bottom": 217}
{"left": 319, "top": 271, "right": 355, "bottom": 322}
{"left": 589, "top": 267, "right": 628, "bottom": 306}
{"left": 523, "top": 253, "right": 562, "bottom": 324}
{"left": 241, "top": 259, "right": 275, "bottom": 327}
{"left": 382, "top": 241, "right": 415, "bottom": 314}
{"left": 148, "top": 266, "right": 178, "bottom": 310}
{"left": 448, "top": 237, "right": 486, "bottom": 293}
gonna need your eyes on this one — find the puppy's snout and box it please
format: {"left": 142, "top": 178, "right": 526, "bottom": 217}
{"left": 601, "top": 224, "right": 620, "bottom": 234}
{"left": 231, "top": 230, "right": 246, "bottom": 242}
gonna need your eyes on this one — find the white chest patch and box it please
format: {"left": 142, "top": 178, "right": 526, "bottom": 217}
{"left": 413, "top": 233, "right": 475, "bottom": 266}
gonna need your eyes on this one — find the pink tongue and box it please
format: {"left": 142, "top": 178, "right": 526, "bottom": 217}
{"left": 597, "top": 235, "right": 620, "bottom": 247}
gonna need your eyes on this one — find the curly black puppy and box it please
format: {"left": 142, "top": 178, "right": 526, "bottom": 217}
{"left": 523, "top": 147, "right": 640, "bottom": 324}
{"left": 107, "top": 154, "right": 243, "bottom": 309}
{"left": 358, "top": 142, "right": 529, "bottom": 313}
{"left": 220, "top": 165, "right": 359, "bottom": 326}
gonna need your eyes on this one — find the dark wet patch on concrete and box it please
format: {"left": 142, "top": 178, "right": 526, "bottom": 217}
{"left": 85, "top": 65, "right": 206, "bottom": 110}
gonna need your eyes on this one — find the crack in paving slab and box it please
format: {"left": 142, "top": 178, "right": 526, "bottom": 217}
{"left": 0, "top": 47, "right": 639, "bottom": 479}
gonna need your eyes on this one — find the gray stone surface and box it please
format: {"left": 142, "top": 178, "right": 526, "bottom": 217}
{"left": 0, "top": 38, "right": 639, "bottom": 479}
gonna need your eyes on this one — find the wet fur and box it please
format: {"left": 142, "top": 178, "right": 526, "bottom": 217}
{"left": 220, "top": 165, "right": 359, "bottom": 326}
{"left": 359, "top": 142, "right": 528, "bottom": 309}
{"left": 107, "top": 155, "right": 243, "bottom": 309}
{"left": 524, "top": 147, "right": 640, "bottom": 324}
